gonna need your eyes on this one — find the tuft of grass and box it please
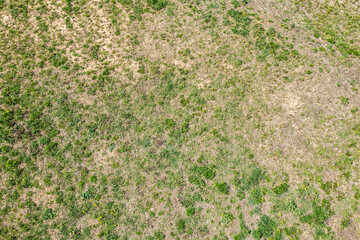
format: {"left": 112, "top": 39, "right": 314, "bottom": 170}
{"left": 252, "top": 215, "right": 277, "bottom": 240}
{"left": 273, "top": 183, "right": 290, "bottom": 195}
{"left": 147, "top": 0, "right": 168, "bottom": 10}
{"left": 216, "top": 182, "right": 230, "bottom": 195}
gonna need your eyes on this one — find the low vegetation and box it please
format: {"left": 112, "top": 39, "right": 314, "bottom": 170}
{"left": 0, "top": 0, "right": 359, "bottom": 239}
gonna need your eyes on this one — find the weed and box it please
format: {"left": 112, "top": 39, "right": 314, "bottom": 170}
{"left": 222, "top": 212, "right": 234, "bottom": 224}
{"left": 273, "top": 183, "right": 290, "bottom": 195}
{"left": 252, "top": 215, "right": 277, "bottom": 239}
{"left": 216, "top": 182, "right": 230, "bottom": 195}
{"left": 147, "top": 0, "right": 168, "bottom": 11}
{"left": 186, "top": 207, "right": 196, "bottom": 217}
{"left": 299, "top": 199, "right": 333, "bottom": 227}
{"left": 153, "top": 231, "right": 166, "bottom": 239}
{"left": 43, "top": 208, "right": 56, "bottom": 220}
{"left": 188, "top": 175, "right": 205, "bottom": 187}
{"left": 340, "top": 96, "right": 349, "bottom": 106}
{"left": 176, "top": 219, "right": 186, "bottom": 232}
{"left": 234, "top": 221, "right": 250, "bottom": 240}
{"left": 249, "top": 187, "right": 265, "bottom": 205}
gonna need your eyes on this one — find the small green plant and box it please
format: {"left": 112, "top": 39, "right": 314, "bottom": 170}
{"left": 341, "top": 218, "right": 351, "bottom": 228}
{"left": 186, "top": 207, "right": 195, "bottom": 216}
{"left": 237, "top": 190, "right": 246, "bottom": 200}
{"left": 284, "top": 226, "right": 301, "bottom": 238}
{"left": 216, "top": 182, "right": 230, "bottom": 195}
{"left": 147, "top": 0, "right": 168, "bottom": 10}
{"left": 235, "top": 59, "right": 243, "bottom": 67}
{"left": 319, "top": 181, "right": 337, "bottom": 195}
{"left": 163, "top": 118, "right": 176, "bottom": 129}
{"left": 176, "top": 219, "right": 186, "bottom": 232}
{"left": 273, "top": 183, "right": 290, "bottom": 195}
{"left": 340, "top": 96, "right": 349, "bottom": 106}
{"left": 234, "top": 222, "right": 251, "bottom": 240}
{"left": 203, "top": 168, "right": 216, "bottom": 180}
{"left": 249, "top": 187, "right": 265, "bottom": 205}
{"left": 252, "top": 215, "right": 277, "bottom": 239}
{"left": 188, "top": 175, "right": 205, "bottom": 187}
{"left": 83, "top": 190, "right": 92, "bottom": 200}
{"left": 43, "top": 208, "right": 56, "bottom": 220}
{"left": 222, "top": 212, "right": 234, "bottom": 224}
{"left": 299, "top": 199, "right": 333, "bottom": 226}
{"left": 231, "top": 0, "right": 241, "bottom": 8}
{"left": 354, "top": 189, "right": 360, "bottom": 199}
{"left": 250, "top": 206, "right": 262, "bottom": 216}
{"left": 153, "top": 231, "right": 166, "bottom": 239}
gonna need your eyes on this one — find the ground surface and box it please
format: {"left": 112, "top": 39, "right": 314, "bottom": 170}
{"left": 0, "top": 0, "right": 360, "bottom": 239}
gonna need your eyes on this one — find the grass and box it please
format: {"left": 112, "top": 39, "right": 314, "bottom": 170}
{"left": 0, "top": 0, "right": 360, "bottom": 239}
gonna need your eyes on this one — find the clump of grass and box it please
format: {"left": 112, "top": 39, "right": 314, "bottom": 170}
{"left": 176, "top": 219, "right": 186, "bottom": 232}
{"left": 252, "top": 215, "right": 277, "bottom": 239}
{"left": 221, "top": 212, "right": 234, "bottom": 224}
{"left": 186, "top": 207, "right": 196, "bottom": 216}
{"left": 43, "top": 208, "right": 56, "bottom": 220}
{"left": 234, "top": 220, "right": 251, "bottom": 240}
{"left": 249, "top": 187, "right": 265, "bottom": 205}
{"left": 299, "top": 199, "right": 333, "bottom": 229}
{"left": 147, "top": 0, "right": 168, "bottom": 10}
{"left": 273, "top": 183, "right": 290, "bottom": 195}
{"left": 216, "top": 182, "right": 230, "bottom": 195}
